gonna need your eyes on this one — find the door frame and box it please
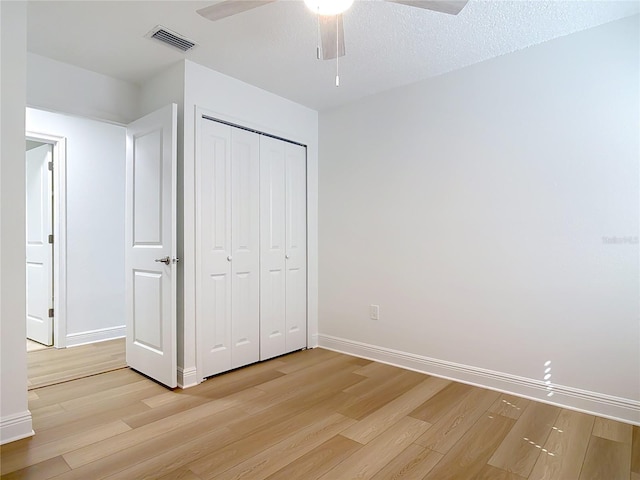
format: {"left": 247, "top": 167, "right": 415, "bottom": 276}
{"left": 25, "top": 131, "right": 67, "bottom": 349}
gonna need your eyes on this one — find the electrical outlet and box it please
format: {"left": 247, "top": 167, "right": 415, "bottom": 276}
{"left": 370, "top": 305, "right": 379, "bottom": 320}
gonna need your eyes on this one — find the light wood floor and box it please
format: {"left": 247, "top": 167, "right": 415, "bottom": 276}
{"left": 3, "top": 348, "right": 638, "bottom": 479}
{"left": 27, "top": 340, "right": 50, "bottom": 353}
{"left": 27, "top": 338, "right": 126, "bottom": 390}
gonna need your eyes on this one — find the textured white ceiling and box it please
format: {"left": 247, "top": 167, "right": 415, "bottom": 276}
{"left": 26, "top": 0, "right": 639, "bottom": 111}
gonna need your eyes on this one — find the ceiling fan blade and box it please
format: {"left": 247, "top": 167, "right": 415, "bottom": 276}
{"left": 319, "top": 14, "right": 346, "bottom": 60}
{"left": 197, "top": 0, "right": 277, "bottom": 21}
{"left": 386, "top": 0, "right": 468, "bottom": 15}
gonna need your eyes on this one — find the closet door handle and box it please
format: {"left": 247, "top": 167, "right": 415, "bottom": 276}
{"left": 285, "top": 254, "right": 290, "bottom": 259}
{"left": 227, "top": 255, "right": 232, "bottom": 262}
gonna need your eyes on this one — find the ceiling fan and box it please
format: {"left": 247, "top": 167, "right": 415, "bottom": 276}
{"left": 197, "top": 0, "right": 469, "bottom": 61}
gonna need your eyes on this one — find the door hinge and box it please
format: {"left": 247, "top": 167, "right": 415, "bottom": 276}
{"left": 48, "top": 234, "right": 54, "bottom": 244}
{"left": 48, "top": 308, "right": 54, "bottom": 318}
{"left": 48, "top": 161, "right": 53, "bottom": 171}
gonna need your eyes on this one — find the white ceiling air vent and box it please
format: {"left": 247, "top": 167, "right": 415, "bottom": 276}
{"left": 146, "top": 25, "right": 196, "bottom": 53}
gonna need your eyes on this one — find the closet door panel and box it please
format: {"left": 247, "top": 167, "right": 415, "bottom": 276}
{"left": 285, "top": 143, "right": 307, "bottom": 351}
{"left": 260, "top": 136, "right": 287, "bottom": 360}
{"left": 230, "top": 128, "right": 260, "bottom": 368}
{"left": 199, "top": 120, "right": 232, "bottom": 376}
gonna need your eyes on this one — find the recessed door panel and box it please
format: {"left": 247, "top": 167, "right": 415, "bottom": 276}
{"left": 132, "top": 270, "right": 163, "bottom": 352}
{"left": 261, "top": 268, "right": 286, "bottom": 360}
{"left": 201, "top": 272, "right": 232, "bottom": 375}
{"left": 231, "top": 269, "right": 259, "bottom": 368}
{"left": 133, "top": 130, "right": 163, "bottom": 246}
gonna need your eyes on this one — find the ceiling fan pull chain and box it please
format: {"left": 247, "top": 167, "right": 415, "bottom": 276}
{"left": 316, "top": 7, "right": 321, "bottom": 60}
{"left": 335, "top": 14, "right": 340, "bottom": 87}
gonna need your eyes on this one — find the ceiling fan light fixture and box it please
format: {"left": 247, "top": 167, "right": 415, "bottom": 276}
{"left": 304, "top": 0, "right": 354, "bottom": 16}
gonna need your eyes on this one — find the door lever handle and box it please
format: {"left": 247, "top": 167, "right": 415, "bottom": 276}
{"left": 155, "top": 256, "right": 171, "bottom": 265}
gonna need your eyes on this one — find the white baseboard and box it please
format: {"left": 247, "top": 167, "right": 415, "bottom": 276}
{"left": 66, "top": 325, "right": 125, "bottom": 347}
{"left": 318, "top": 334, "right": 640, "bottom": 426}
{"left": 178, "top": 367, "right": 199, "bottom": 389}
{"left": 0, "top": 411, "right": 34, "bottom": 445}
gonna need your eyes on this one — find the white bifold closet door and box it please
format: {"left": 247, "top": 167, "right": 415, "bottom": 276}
{"left": 199, "top": 120, "right": 261, "bottom": 377}
{"left": 260, "top": 136, "right": 307, "bottom": 361}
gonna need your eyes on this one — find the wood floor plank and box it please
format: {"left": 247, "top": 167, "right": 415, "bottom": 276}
{"left": 63, "top": 392, "right": 259, "bottom": 469}
{"left": 157, "top": 469, "right": 203, "bottom": 480}
{"left": 415, "top": 387, "right": 500, "bottom": 454}
{"left": 487, "top": 394, "right": 531, "bottom": 420}
{"left": 189, "top": 403, "right": 356, "bottom": 479}
{"left": 32, "top": 398, "right": 150, "bottom": 435}
{"left": 27, "top": 368, "right": 142, "bottom": 409}
{"left": 197, "top": 361, "right": 288, "bottom": 399}
{"left": 592, "top": 416, "right": 633, "bottom": 443}
{"left": 214, "top": 413, "right": 356, "bottom": 480}
{"left": 275, "top": 348, "right": 341, "bottom": 374}
{"left": 255, "top": 355, "right": 367, "bottom": 393}
{"left": 316, "top": 416, "right": 431, "bottom": 480}
{"left": 28, "top": 339, "right": 126, "bottom": 390}
{"left": 369, "top": 444, "right": 443, "bottom": 480}
{"left": 343, "top": 368, "right": 424, "bottom": 397}
{"left": 579, "top": 435, "right": 632, "bottom": 480}
{"left": 264, "top": 435, "right": 362, "bottom": 480}
{"left": 409, "top": 381, "right": 475, "bottom": 424}
{"left": 342, "top": 376, "right": 449, "bottom": 444}
{"left": 122, "top": 383, "right": 265, "bottom": 430}
{"left": 0, "top": 455, "right": 70, "bottom": 480}
{"left": 352, "top": 361, "right": 402, "bottom": 378}
{"left": 528, "top": 409, "right": 595, "bottom": 480}
{"left": 6, "top": 399, "right": 148, "bottom": 454}
{"left": 423, "top": 413, "right": 516, "bottom": 480}
{"left": 337, "top": 370, "right": 427, "bottom": 420}
{"left": 0, "top": 420, "right": 131, "bottom": 474}
{"left": 51, "top": 423, "right": 233, "bottom": 479}
{"left": 487, "top": 402, "right": 561, "bottom": 477}
{"left": 472, "top": 464, "right": 526, "bottom": 479}
{"left": 57, "top": 380, "right": 165, "bottom": 412}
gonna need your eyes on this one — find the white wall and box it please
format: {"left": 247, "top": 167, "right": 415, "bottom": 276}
{"left": 318, "top": 16, "right": 640, "bottom": 423}
{"left": 27, "top": 53, "right": 140, "bottom": 125}
{"left": 139, "top": 61, "right": 185, "bottom": 118}
{"left": 0, "top": 1, "right": 33, "bottom": 444}
{"left": 26, "top": 108, "right": 126, "bottom": 346}
{"left": 139, "top": 61, "right": 187, "bottom": 384}
{"left": 182, "top": 60, "right": 319, "bottom": 387}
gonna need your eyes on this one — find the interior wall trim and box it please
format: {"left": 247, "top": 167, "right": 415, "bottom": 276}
{"left": 317, "top": 334, "right": 640, "bottom": 426}
{"left": 65, "top": 325, "right": 125, "bottom": 348}
{"left": 0, "top": 411, "right": 34, "bottom": 445}
{"left": 178, "top": 367, "right": 199, "bottom": 389}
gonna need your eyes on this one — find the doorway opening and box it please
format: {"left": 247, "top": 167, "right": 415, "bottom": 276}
{"left": 24, "top": 131, "right": 127, "bottom": 389}
{"left": 25, "top": 132, "right": 66, "bottom": 349}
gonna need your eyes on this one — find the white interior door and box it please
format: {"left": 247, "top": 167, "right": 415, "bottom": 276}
{"left": 198, "top": 119, "right": 233, "bottom": 376}
{"left": 284, "top": 143, "right": 307, "bottom": 351}
{"left": 260, "top": 136, "right": 287, "bottom": 360}
{"left": 125, "top": 104, "right": 177, "bottom": 388}
{"left": 26, "top": 143, "right": 53, "bottom": 346}
{"left": 198, "top": 119, "right": 260, "bottom": 377}
{"left": 230, "top": 127, "right": 261, "bottom": 368}
{"left": 260, "top": 137, "right": 308, "bottom": 360}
